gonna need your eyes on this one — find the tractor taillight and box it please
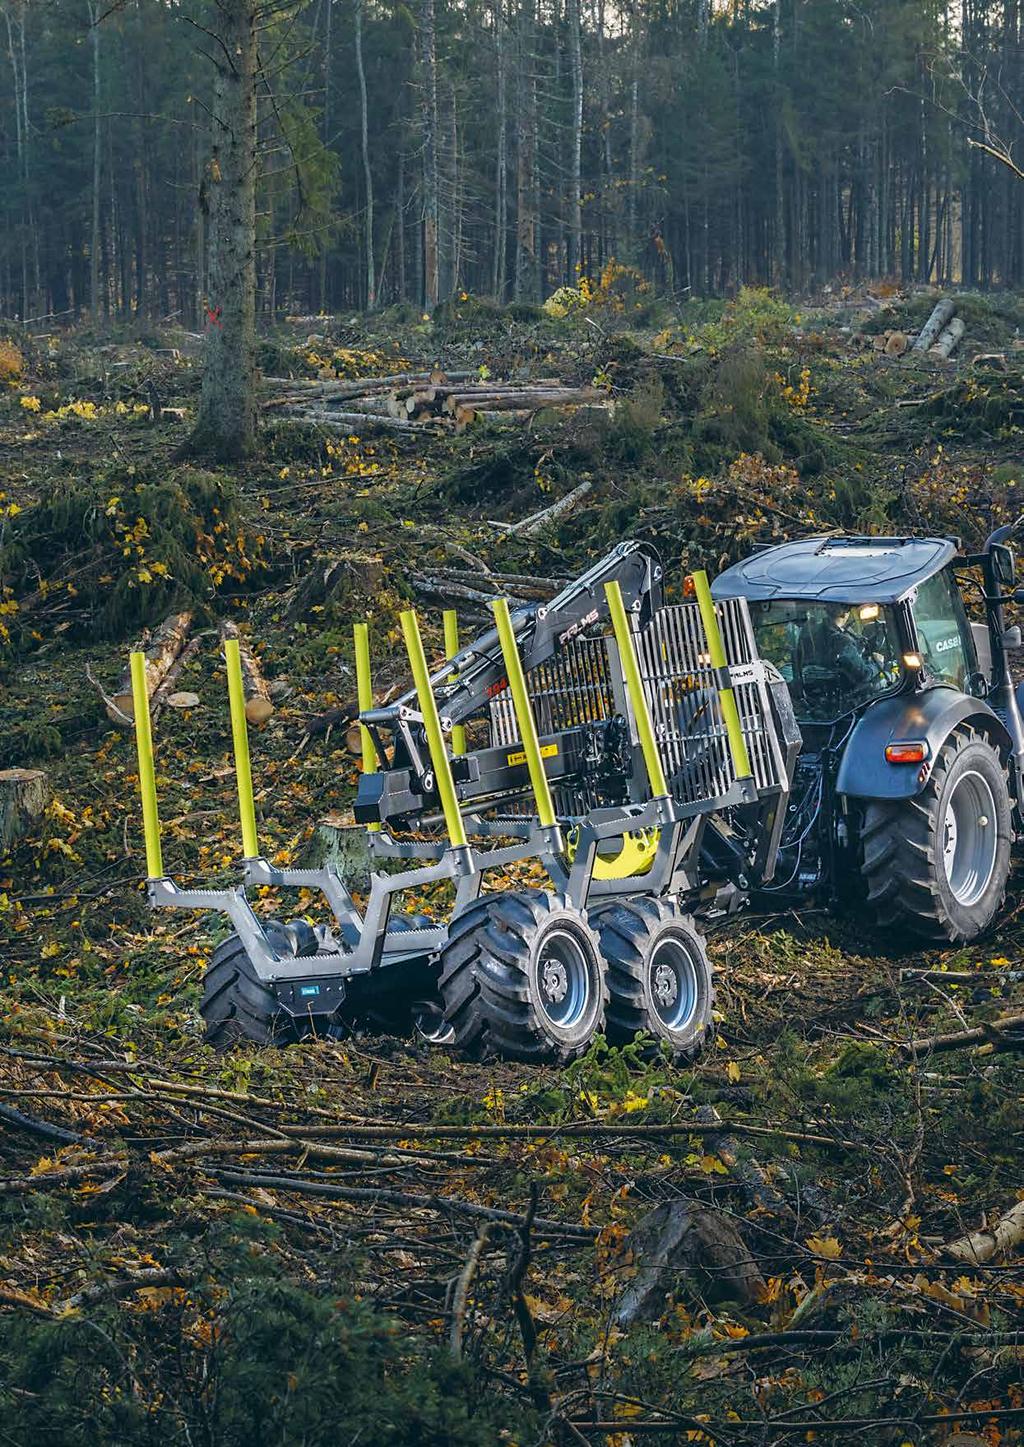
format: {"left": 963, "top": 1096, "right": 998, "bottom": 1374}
{"left": 885, "top": 741, "right": 929, "bottom": 764}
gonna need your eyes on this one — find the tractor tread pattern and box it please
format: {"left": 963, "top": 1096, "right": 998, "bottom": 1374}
{"left": 438, "top": 890, "right": 606, "bottom": 1063}
{"left": 201, "top": 936, "right": 291, "bottom": 1050}
{"left": 592, "top": 895, "right": 714, "bottom": 1060}
{"left": 200, "top": 921, "right": 311, "bottom": 1050}
{"left": 860, "top": 724, "right": 1010, "bottom": 944}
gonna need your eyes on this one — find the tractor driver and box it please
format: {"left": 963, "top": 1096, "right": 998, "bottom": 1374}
{"left": 795, "top": 606, "right": 879, "bottom": 708}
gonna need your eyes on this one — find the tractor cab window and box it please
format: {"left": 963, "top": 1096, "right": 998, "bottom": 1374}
{"left": 912, "top": 569, "right": 973, "bottom": 690}
{"left": 752, "top": 599, "right": 903, "bottom": 723}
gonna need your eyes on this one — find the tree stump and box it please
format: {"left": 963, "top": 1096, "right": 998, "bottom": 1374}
{"left": 613, "top": 1199, "right": 765, "bottom": 1326}
{"left": 303, "top": 811, "right": 373, "bottom": 891}
{"left": 0, "top": 769, "right": 51, "bottom": 855}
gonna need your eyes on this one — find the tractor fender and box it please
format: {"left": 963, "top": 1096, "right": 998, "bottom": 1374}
{"left": 835, "top": 687, "right": 1012, "bottom": 801}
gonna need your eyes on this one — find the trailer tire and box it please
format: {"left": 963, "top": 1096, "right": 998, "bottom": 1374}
{"left": 860, "top": 725, "right": 1012, "bottom": 944}
{"left": 201, "top": 919, "right": 318, "bottom": 1050}
{"left": 438, "top": 890, "right": 607, "bottom": 1062}
{"left": 593, "top": 897, "right": 714, "bottom": 1060}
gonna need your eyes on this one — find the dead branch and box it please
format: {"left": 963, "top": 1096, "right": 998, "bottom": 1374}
{"left": 900, "top": 1011, "right": 1024, "bottom": 1055}
{"left": 210, "top": 1168, "right": 599, "bottom": 1239}
{"left": 449, "top": 1223, "right": 491, "bottom": 1360}
{"left": 489, "top": 479, "right": 593, "bottom": 538}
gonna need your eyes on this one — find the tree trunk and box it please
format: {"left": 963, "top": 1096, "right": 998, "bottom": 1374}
{"left": 773, "top": 0, "right": 786, "bottom": 288}
{"left": 219, "top": 621, "right": 274, "bottom": 725}
{"left": 319, "top": 0, "right": 334, "bottom": 312}
{"left": 354, "top": 0, "right": 375, "bottom": 308}
{"left": 514, "top": 0, "right": 539, "bottom": 301}
{"left": 628, "top": 3, "right": 641, "bottom": 262}
{"left": 566, "top": 0, "right": 583, "bottom": 284}
{"left": 492, "top": 0, "right": 508, "bottom": 299}
{"left": 420, "top": 0, "right": 440, "bottom": 309}
{"left": 88, "top": 0, "right": 101, "bottom": 319}
{"left": 0, "top": 769, "right": 51, "bottom": 856}
{"left": 396, "top": 145, "right": 406, "bottom": 300}
{"left": 189, "top": 0, "right": 258, "bottom": 461}
{"left": 109, "top": 612, "right": 194, "bottom": 724}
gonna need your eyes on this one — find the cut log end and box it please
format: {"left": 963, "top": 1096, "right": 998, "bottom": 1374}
{"left": 245, "top": 697, "right": 275, "bottom": 726}
{"left": 219, "top": 620, "right": 275, "bottom": 726}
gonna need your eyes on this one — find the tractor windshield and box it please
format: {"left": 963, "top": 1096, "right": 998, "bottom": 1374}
{"left": 751, "top": 599, "right": 903, "bottom": 723}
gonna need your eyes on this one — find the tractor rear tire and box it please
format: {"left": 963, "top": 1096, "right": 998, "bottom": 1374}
{"left": 593, "top": 896, "right": 714, "bottom": 1061}
{"left": 201, "top": 919, "right": 318, "bottom": 1050}
{"left": 860, "top": 725, "right": 1012, "bottom": 944}
{"left": 438, "top": 890, "right": 607, "bottom": 1062}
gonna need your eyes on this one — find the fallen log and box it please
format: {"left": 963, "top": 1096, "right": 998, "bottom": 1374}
{"left": 912, "top": 297, "right": 956, "bottom": 352}
{"left": 473, "top": 408, "right": 531, "bottom": 425}
{"left": 317, "top": 396, "right": 400, "bottom": 416}
{"left": 0, "top": 768, "right": 51, "bottom": 855}
{"left": 428, "top": 566, "right": 563, "bottom": 599}
{"left": 411, "top": 574, "right": 527, "bottom": 608}
{"left": 444, "top": 387, "right": 602, "bottom": 412}
{"left": 150, "top": 635, "right": 202, "bottom": 717}
{"left": 218, "top": 621, "right": 274, "bottom": 725}
{"left": 944, "top": 1198, "right": 1024, "bottom": 1265}
{"left": 108, "top": 611, "right": 193, "bottom": 724}
{"left": 929, "top": 315, "right": 966, "bottom": 360}
{"left": 402, "top": 387, "right": 438, "bottom": 415}
{"left": 490, "top": 478, "right": 593, "bottom": 537}
{"left": 287, "top": 408, "right": 447, "bottom": 433}
{"left": 262, "top": 369, "right": 472, "bottom": 401}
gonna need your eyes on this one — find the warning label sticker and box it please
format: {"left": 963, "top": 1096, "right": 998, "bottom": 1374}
{"left": 507, "top": 743, "right": 559, "bottom": 767}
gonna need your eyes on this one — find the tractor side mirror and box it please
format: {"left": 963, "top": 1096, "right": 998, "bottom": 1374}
{"left": 990, "top": 542, "right": 1016, "bottom": 588}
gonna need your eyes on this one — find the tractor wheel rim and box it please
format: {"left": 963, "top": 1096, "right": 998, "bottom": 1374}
{"left": 942, "top": 769, "right": 998, "bottom": 907}
{"left": 538, "top": 927, "right": 591, "bottom": 1028}
{"left": 649, "top": 934, "right": 700, "bottom": 1031}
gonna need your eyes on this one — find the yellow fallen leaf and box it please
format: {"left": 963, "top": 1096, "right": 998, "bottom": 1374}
{"left": 805, "top": 1234, "right": 842, "bottom": 1259}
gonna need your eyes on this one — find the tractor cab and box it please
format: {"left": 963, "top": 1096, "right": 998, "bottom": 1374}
{"left": 713, "top": 533, "right": 1024, "bottom": 945}
{"left": 714, "top": 536, "right": 978, "bottom": 726}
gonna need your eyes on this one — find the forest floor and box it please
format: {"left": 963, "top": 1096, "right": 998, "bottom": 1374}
{"left": 1, "top": 282, "right": 1024, "bottom": 1445}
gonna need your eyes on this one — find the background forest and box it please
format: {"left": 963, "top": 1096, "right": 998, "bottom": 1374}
{"left": 3, "top": 0, "right": 1024, "bottom": 323}
{"left": 2, "top": 1, "right": 1024, "bottom": 1443}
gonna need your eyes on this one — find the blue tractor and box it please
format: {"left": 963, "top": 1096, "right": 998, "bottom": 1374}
{"left": 713, "top": 526, "right": 1024, "bottom": 944}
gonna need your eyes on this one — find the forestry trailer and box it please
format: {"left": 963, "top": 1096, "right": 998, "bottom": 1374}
{"left": 129, "top": 541, "right": 800, "bottom": 1062}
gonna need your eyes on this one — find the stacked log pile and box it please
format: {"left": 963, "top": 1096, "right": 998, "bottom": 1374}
{"left": 911, "top": 298, "right": 966, "bottom": 360}
{"left": 861, "top": 298, "right": 967, "bottom": 362}
{"left": 263, "top": 369, "right": 606, "bottom": 433}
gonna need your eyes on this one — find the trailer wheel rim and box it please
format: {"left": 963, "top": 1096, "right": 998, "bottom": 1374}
{"left": 412, "top": 1001, "right": 456, "bottom": 1046}
{"left": 942, "top": 769, "right": 998, "bottom": 907}
{"left": 537, "top": 927, "right": 591, "bottom": 1028}
{"left": 649, "top": 934, "right": 700, "bottom": 1031}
